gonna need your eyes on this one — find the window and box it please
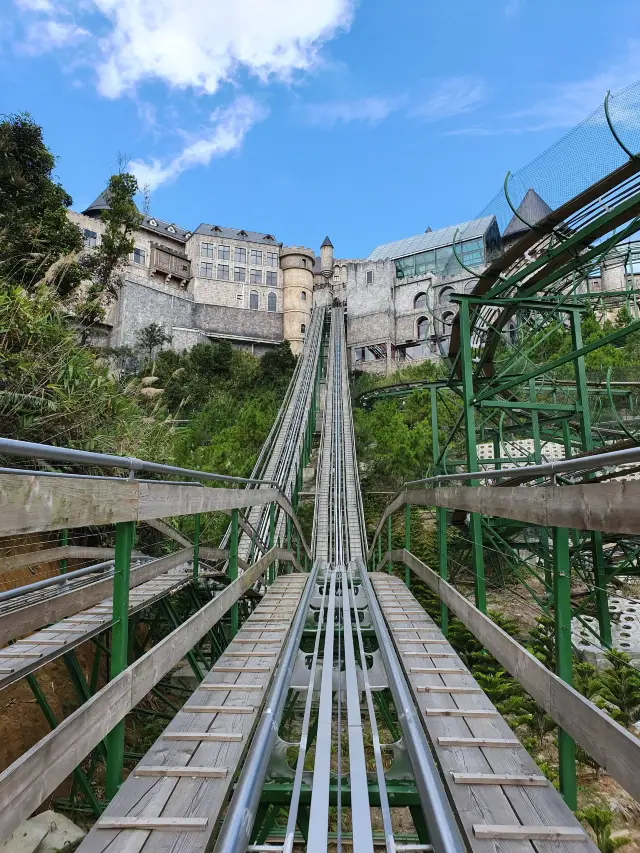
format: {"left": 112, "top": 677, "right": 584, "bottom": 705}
{"left": 201, "top": 242, "right": 215, "bottom": 258}
{"left": 132, "top": 247, "right": 146, "bottom": 265}
{"left": 301, "top": 290, "right": 307, "bottom": 302}
{"left": 459, "top": 237, "right": 484, "bottom": 268}
{"left": 236, "top": 294, "right": 243, "bottom": 302}
{"left": 417, "top": 317, "right": 429, "bottom": 340}
{"left": 366, "top": 270, "right": 374, "bottom": 285}
{"left": 217, "top": 264, "right": 230, "bottom": 280}
{"left": 219, "top": 245, "right": 230, "bottom": 260}
{"left": 148, "top": 218, "right": 157, "bottom": 227}
{"left": 439, "top": 286, "right": 455, "bottom": 303}
{"left": 268, "top": 292, "right": 277, "bottom": 312}
{"left": 250, "top": 269, "right": 262, "bottom": 284}
{"left": 333, "top": 274, "right": 341, "bottom": 282}
{"left": 249, "top": 290, "right": 259, "bottom": 310}
{"left": 441, "top": 310, "right": 455, "bottom": 329}
{"left": 266, "top": 270, "right": 277, "bottom": 286}
{"left": 200, "top": 262, "right": 214, "bottom": 279}
{"left": 301, "top": 258, "right": 307, "bottom": 267}
{"left": 250, "top": 249, "right": 262, "bottom": 265}
{"left": 235, "top": 247, "right": 246, "bottom": 263}
{"left": 83, "top": 229, "right": 98, "bottom": 248}
{"left": 266, "top": 252, "right": 278, "bottom": 267}
{"left": 301, "top": 323, "right": 306, "bottom": 334}
{"left": 167, "top": 225, "right": 176, "bottom": 234}
{"left": 234, "top": 266, "right": 246, "bottom": 282}
{"left": 414, "top": 292, "right": 427, "bottom": 310}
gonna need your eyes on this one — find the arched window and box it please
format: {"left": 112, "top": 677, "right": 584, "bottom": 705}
{"left": 249, "top": 290, "right": 259, "bottom": 310}
{"left": 416, "top": 316, "right": 428, "bottom": 340}
{"left": 439, "top": 286, "right": 455, "bottom": 303}
{"left": 301, "top": 323, "right": 306, "bottom": 334}
{"left": 301, "top": 290, "right": 307, "bottom": 301}
{"left": 301, "top": 258, "right": 307, "bottom": 267}
{"left": 414, "top": 292, "right": 427, "bottom": 310}
{"left": 267, "top": 292, "right": 277, "bottom": 312}
{"left": 441, "top": 310, "right": 455, "bottom": 329}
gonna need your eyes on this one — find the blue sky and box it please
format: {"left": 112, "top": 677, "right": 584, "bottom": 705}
{"left": 3, "top": 0, "right": 640, "bottom": 258}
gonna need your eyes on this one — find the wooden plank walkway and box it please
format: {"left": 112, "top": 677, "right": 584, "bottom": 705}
{"left": 77, "top": 572, "right": 307, "bottom": 853}
{"left": 371, "top": 573, "right": 596, "bottom": 853}
{"left": 0, "top": 566, "right": 192, "bottom": 690}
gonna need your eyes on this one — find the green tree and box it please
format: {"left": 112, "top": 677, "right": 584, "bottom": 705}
{"left": 75, "top": 173, "right": 142, "bottom": 339}
{"left": 578, "top": 807, "right": 630, "bottom": 853}
{"left": 0, "top": 113, "right": 83, "bottom": 293}
{"left": 137, "top": 323, "right": 172, "bottom": 358}
{"left": 599, "top": 650, "right": 640, "bottom": 728}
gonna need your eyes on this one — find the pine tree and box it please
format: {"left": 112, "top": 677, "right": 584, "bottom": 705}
{"left": 578, "top": 807, "right": 630, "bottom": 853}
{"left": 599, "top": 650, "right": 640, "bottom": 728}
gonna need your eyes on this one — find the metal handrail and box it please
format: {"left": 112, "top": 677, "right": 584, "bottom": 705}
{"left": 0, "top": 437, "right": 280, "bottom": 489}
{"left": 405, "top": 442, "right": 640, "bottom": 487}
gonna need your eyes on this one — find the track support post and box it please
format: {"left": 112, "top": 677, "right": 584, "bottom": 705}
{"left": 229, "top": 509, "right": 239, "bottom": 637}
{"left": 387, "top": 515, "right": 393, "bottom": 575}
{"left": 193, "top": 513, "right": 200, "bottom": 582}
{"left": 553, "top": 524, "right": 577, "bottom": 810}
{"left": 404, "top": 503, "right": 411, "bottom": 587}
{"left": 106, "top": 519, "right": 135, "bottom": 799}
{"left": 268, "top": 502, "right": 276, "bottom": 585}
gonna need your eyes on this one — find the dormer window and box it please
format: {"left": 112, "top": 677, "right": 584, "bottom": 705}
{"left": 263, "top": 234, "right": 274, "bottom": 242}
{"left": 185, "top": 231, "right": 192, "bottom": 238}
{"left": 211, "top": 226, "right": 222, "bottom": 232}
{"left": 167, "top": 224, "right": 176, "bottom": 234}
{"left": 238, "top": 230, "right": 248, "bottom": 237}
{"left": 148, "top": 218, "right": 157, "bottom": 227}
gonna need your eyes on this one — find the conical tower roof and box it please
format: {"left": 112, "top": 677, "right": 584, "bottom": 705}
{"left": 321, "top": 235, "right": 334, "bottom": 248}
{"left": 503, "top": 188, "right": 553, "bottom": 239}
{"left": 82, "top": 189, "right": 111, "bottom": 217}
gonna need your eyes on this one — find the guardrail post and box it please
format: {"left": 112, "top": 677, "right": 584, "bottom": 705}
{"left": 377, "top": 533, "right": 382, "bottom": 569}
{"left": 193, "top": 513, "right": 200, "bottom": 582}
{"left": 106, "top": 519, "right": 135, "bottom": 799}
{"left": 387, "top": 515, "right": 393, "bottom": 575}
{"left": 59, "top": 528, "right": 68, "bottom": 574}
{"left": 268, "top": 502, "right": 276, "bottom": 585}
{"left": 404, "top": 504, "right": 411, "bottom": 587}
{"left": 286, "top": 516, "right": 292, "bottom": 574}
{"left": 229, "top": 509, "right": 239, "bottom": 637}
{"left": 437, "top": 506, "right": 449, "bottom": 636}
{"left": 553, "top": 524, "right": 577, "bottom": 809}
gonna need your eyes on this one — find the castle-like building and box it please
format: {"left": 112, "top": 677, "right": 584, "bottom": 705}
{"left": 69, "top": 187, "right": 634, "bottom": 373}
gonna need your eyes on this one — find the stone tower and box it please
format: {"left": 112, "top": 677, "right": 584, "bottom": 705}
{"left": 280, "top": 246, "right": 314, "bottom": 356}
{"left": 600, "top": 255, "right": 627, "bottom": 292}
{"left": 320, "top": 236, "right": 334, "bottom": 277}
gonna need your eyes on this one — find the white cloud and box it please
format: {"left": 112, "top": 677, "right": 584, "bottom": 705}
{"left": 14, "top": 0, "right": 355, "bottom": 96}
{"left": 303, "top": 96, "right": 402, "bottom": 127}
{"left": 128, "top": 96, "right": 268, "bottom": 190}
{"left": 510, "top": 41, "right": 640, "bottom": 130}
{"left": 20, "top": 18, "right": 88, "bottom": 53}
{"left": 410, "top": 77, "right": 487, "bottom": 121}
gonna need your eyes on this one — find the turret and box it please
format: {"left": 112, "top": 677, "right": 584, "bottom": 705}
{"left": 320, "top": 236, "right": 334, "bottom": 278}
{"left": 280, "top": 246, "right": 314, "bottom": 356}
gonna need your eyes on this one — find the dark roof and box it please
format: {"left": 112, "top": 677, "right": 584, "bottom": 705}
{"left": 141, "top": 216, "right": 190, "bottom": 242}
{"left": 194, "top": 224, "right": 279, "bottom": 244}
{"left": 321, "top": 235, "right": 334, "bottom": 248}
{"left": 82, "top": 190, "right": 111, "bottom": 216}
{"left": 503, "top": 188, "right": 553, "bottom": 239}
{"left": 312, "top": 255, "right": 322, "bottom": 274}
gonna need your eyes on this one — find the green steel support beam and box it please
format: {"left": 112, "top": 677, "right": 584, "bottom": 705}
{"left": 229, "top": 508, "right": 239, "bottom": 636}
{"left": 404, "top": 503, "right": 411, "bottom": 588}
{"left": 193, "top": 513, "right": 200, "bottom": 582}
{"left": 106, "top": 519, "right": 134, "bottom": 800}
{"left": 60, "top": 528, "right": 68, "bottom": 574}
{"left": 553, "top": 525, "right": 577, "bottom": 810}
{"left": 387, "top": 515, "right": 393, "bottom": 575}
{"left": 26, "top": 673, "right": 102, "bottom": 816}
{"left": 570, "top": 310, "right": 612, "bottom": 647}
{"left": 459, "top": 300, "right": 486, "bottom": 612}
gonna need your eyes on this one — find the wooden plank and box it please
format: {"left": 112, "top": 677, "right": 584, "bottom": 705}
{"left": 402, "top": 652, "right": 456, "bottom": 658}
{"left": 97, "top": 817, "right": 208, "bottom": 831}
{"left": 161, "top": 733, "right": 244, "bottom": 742}
{"left": 0, "top": 546, "right": 118, "bottom": 574}
{"left": 223, "top": 652, "right": 277, "bottom": 658}
{"left": 425, "top": 709, "right": 499, "bottom": 718}
{"left": 439, "top": 738, "right": 520, "bottom": 748}
{"left": 410, "top": 667, "right": 463, "bottom": 674}
{"left": 200, "top": 684, "right": 263, "bottom": 692}
{"left": 146, "top": 518, "right": 192, "bottom": 548}
{"left": 134, "top": 767, "right": 228, "bottom": 778}
{"left": 211, "top": 666, "right": 270, "bottom": 673}
{"left": 0, "top": 548, "right": 292, "bottom": 842}
{"left": 473, "top": 826, "right": 585, "bottom": 841}
{"left": 183, "top": 706, "right": 255, "bottom": 714}
{"left": 0, "top": 651, "right": 41, "bottom": 658}
{"left": 418, "top": 686, "right": 482, "bottom": 694}
{"left": 393, "top": 549, "right": 640, "bottom": 803}
{"left": 230, "top": 639, "right": 281, "bottom": 645}
{"left": 0, "top": 549, "right": 192, "bottom": 646}
{"left": 453, "top": 773, "right": 548, "bottom": 786}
